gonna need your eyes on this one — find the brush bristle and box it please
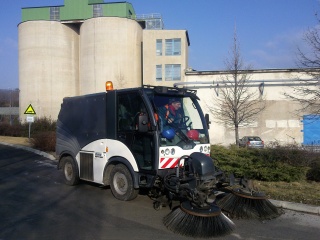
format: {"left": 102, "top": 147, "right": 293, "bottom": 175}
{"left": 163, "top": 206, "right": 235, "bottom": 238}
{"left": 217, "top": 193, "right": 281, "bottom": 219}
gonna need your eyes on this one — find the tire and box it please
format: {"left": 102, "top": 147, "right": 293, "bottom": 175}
{"left": 62, "top": 156, "right": 80, "bottom": 186}
{"left": 110, "top": 164, "right": 138, "bottom": 201}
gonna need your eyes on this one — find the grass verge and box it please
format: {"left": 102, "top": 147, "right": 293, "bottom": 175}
{"left": 254, "top": 180, "right": 320, "bottom": 206}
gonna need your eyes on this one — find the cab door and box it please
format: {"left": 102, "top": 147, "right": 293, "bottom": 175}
{"left": 117, "top": 92, "right": 155, "bottom": 170}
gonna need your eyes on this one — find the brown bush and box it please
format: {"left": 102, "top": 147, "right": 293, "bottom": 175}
{"left": 30, "top": 131, "right": 56, "bottom": 152}
{"left": 0, "top": 117, "right": 56, "bottom": 138}
{"left": 0, "top": 123, "right": 23, "bottom": 136}
{"left": 0, "top": 123, "right": 11, "bottom": 135}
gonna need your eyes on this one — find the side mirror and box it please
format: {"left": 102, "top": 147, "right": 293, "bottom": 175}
{"left": 205, "top": 113, "right": 211, "bottom": 129}
{"left": 138, "top": 115, "right": 149, "bottom": 132}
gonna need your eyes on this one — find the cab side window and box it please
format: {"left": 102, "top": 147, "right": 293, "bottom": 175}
{"left": 118, "top": 93, "right": 148, "bottom": 131}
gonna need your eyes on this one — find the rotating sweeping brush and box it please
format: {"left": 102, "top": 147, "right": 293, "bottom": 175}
{"left": 217, "top": 188, "right": 281, "bottom": 219}
{"left": 163, "top": 201, "right": 235, "bottom": 238}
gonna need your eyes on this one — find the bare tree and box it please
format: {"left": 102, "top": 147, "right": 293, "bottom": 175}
{"left": 207, "top": 31, "right": 265, "bottom": 146}
{"left": 284, "top": 18, "right": 320, "bottom": 115}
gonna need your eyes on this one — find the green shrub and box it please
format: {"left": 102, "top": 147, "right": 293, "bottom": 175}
{"left": 306, "top": 167, "right": 320, "bottom": 182}
{"left": 306, "top": 161, "right": 320, "bottom": 182}
{"left": 266, "top": 145, "right": 312, "bottom": 167}
{"left": 211, "top": 144, "right": 307, "bottom": 182}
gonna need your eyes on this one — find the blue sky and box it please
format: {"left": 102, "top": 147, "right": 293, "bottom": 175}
{"left": 0, "top": 0, "right": 319, "bottom": 89}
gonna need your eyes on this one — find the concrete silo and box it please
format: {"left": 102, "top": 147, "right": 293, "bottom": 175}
{"left": 79, "top": 17, "right": 143, "bottom": 94}
{"left": 18, "top": 21, "right": 79, "bottom": 120}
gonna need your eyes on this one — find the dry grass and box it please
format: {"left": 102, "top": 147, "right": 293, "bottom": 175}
{"left": 0, "top": 136, "right": 32, "bottom": 147}
{"left": 254, "top": 180, "right": 320, "bottom": 206}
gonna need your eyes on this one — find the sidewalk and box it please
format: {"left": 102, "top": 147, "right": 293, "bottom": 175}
{"left": 0, "top": 136, "right": 56, "bottom": 160}
{"left": 0, "top": 136, "right": 319, "bottom": 215}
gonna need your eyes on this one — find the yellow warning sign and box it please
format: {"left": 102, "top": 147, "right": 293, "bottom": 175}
{"left": 24, "top": 104, "right": 36, "bottom": 115}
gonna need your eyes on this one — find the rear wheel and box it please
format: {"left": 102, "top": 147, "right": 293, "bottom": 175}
{"left": 62, "top": 156, "right": 79, "bottom": 186}
{"left": 110, "top": 164, "right": 138, "bottom": 201}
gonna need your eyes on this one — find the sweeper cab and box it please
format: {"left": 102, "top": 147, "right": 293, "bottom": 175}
{"left": 56, "top": 82, "right": 212, "bottom": 194}
{"left": 56, "top": 82, "right": 280, "bottom": 238}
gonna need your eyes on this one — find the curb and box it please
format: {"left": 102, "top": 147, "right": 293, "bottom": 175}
{"left": 0, "top": 142, "right": 56, "bottom": 161}
{"left": 1, "top": 142, "right": 319, "bottom": 215}
{"left": 270, "top": 199, "right": 320, "bottom": 215}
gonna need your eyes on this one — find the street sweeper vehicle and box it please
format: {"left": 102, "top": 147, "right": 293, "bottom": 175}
{"left": 56, "top": 82, "right": 280, "bottom": 238}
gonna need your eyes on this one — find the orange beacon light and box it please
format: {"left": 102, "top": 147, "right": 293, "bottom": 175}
{"left": 106, "top": 81, "right": 114, "bottom": 91}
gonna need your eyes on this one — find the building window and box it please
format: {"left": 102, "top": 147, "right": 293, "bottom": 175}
{"left": 156, "top": 65, "right": 162, "bottom": 81}
{"left": 156, "top": 39, "right": 162, "bottom": 56}
{"left": 165, "top": 64, "right": 181, "bottom": 81}
{"left": 165, "top": 39, "right": 181, "bottom": 56}
{"left": 50, "top": 7, "right": 60, "bottom": 21}
{"left": 93, "top": 4, "right": 103, "bottom": 18}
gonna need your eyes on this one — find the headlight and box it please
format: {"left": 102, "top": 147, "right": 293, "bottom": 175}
{"left": 171, "top": 148, "right": 175, "bottom": 155}
{"left": 165, "top": 148, "right": 170, "bottom": 155}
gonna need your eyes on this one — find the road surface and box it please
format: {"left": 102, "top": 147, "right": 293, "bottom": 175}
{"left": 0, "top": 144, "right": 319, "bottom": 239}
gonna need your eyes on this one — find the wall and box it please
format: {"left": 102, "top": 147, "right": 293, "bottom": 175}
{"left": 18, "top": 21, "right": 80, "bottom": 119}
{"left": 185, "top": 70, "right": 312, "bottom": 146}
{"left": 79, "top": 17, "right": 143, "bottom": 93}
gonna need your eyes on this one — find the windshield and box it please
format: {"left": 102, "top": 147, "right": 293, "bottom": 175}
{"left": 151, "top": 95, "right": 209, "bottom": 148}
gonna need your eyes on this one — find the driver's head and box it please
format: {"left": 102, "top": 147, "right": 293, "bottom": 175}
{"left": 169, "top": 99, "right": 181, "bottom": 110}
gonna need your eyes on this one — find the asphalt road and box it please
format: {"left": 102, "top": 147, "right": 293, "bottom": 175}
{"left": 0, "top": 144, "right": 320, "bottom": 240}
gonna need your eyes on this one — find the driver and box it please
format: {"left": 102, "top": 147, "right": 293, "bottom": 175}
{"left": 159, "top": 98, "right": 182, "bottom": 129}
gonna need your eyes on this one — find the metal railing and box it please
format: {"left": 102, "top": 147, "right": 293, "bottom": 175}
{"left": 136, "top": 13, "right": 162, "bottom": 20}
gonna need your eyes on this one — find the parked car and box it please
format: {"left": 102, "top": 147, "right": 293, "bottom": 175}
{"left": 239, "top": 136, "right": 264, "bottom": 148}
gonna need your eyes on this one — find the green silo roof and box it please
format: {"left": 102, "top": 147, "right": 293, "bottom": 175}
{"left": 21, "top": 0, "right": 136, "bottom": 23}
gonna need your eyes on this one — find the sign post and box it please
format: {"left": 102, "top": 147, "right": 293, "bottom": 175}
{"left": 24, "top": 104, "right": 36, "bottom": 138}
{"left": 26, "top": 116, "right": 35, "bottom": 138}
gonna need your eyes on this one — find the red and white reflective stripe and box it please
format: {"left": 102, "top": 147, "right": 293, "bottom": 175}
{"left": 160, "top": 157, "right": 179, "bottom": 169}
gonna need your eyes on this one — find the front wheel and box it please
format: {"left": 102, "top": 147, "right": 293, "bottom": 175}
{"left": 62, "top": 156, "right": 79, "bottom": 186}
{"left": 110, "top": 164, "right": 138, "bottom": 201}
